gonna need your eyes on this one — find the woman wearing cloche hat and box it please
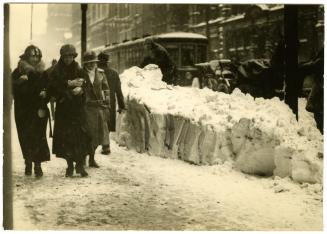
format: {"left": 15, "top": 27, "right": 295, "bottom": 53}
{"left": 82, "top": 50, "right": 110, "bottom": 168}
{"left": 47, "top": 44, "right": 91, "bottom": 177}
{"left": 12, "top": 45, "right": 50, "bottom": 177}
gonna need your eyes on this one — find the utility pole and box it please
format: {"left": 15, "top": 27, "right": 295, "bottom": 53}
{"left": 3, "top": 3, "right": 13, "bottom": 230}
{"left": 284, "top": 5, "right": 299, "bottom": 119}
{"left": 205, "top": 5, "right": 211, "bottom": 59}
{"left": 81, "top": 4, "right": 88, "bottom": 62}
{"left": 30, "top": 4, "right": 33, "bottom": 41}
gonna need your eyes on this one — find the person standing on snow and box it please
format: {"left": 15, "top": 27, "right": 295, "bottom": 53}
{"left": 82, "top": 51, "right": 110, "bottom": 167}
{"left": 98, "top": 52, "right": 126, "bottom": 155}
{"left": 140, "top": 38, "right": 177, "bottom": 85}
{"left": 48, "top": 44, "right": 90, "bottom": 177}
{"left": 11, "top": 45, "right": 50, "bottom": 177}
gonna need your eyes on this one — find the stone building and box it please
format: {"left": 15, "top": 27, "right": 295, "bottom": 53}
{"left": 68, "top": 4, "right": 324, "bottom": 62}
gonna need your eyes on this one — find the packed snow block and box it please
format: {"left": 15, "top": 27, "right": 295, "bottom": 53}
{"left": 273, "top": 146, "right": 294, "bottom": 178}
{"left": 179, "top": 121, "right": 202, "bottom": 164}
{"left": 198, "top": 126, "right": 232, "bottom": 165}
{"left": 123, "top": 99, "right": 150, "bottom": 153}
{"left": 212, "top": 130, "right": 234, "bottom": 164}
{"left": 114, "top": 111, "right": 131, "bottom": 147}
{"left": 291, "top": 150, "right": 323, "bottom": 184}
{"left": 170, "top": 116, "right": 187, "bottom": 160}
{"left": 117, "top": 67, "right": 323, "bottom": 183}
{"left": 232, "top": 118, "right": 276, "bottom": 176}
{"left": 198, "top": 126, "right": 218, "bottom": 165}
{"left": 147, "top": 113, "right": 167, "bottom": 157}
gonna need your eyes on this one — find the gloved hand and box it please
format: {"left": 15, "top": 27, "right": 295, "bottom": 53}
{"left": 72, "top": 87, "right": 83, "bottom": 96}
{"left": 37, "top": 108, "right": 47, "bottom": 118}
{"left": 39, "top": 90, "right": 47, "bottom": 98}
{"left": 68, "top": 78, "right": 84, "bottom": 87}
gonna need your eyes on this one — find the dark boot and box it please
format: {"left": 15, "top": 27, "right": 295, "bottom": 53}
{"left": 75, "top": 162, "right": 88, "bottom": 177}
{"left": 65, "top": 159, "right": 74, "bottom": 177}
{"left": 101, "top": 145, "right": 111, "bottom": 155}
{"left": 89, "top": 154, "right": 99, "bottom": 168}
{"left": 34, "top": 162, "right": 43, "bottom": 178}
{"left": 25, "top": 160, "right": 32, "bottom": 176}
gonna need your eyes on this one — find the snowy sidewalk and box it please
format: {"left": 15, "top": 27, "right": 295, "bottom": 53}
{"left": 11, "top": 118, "right": 322, "bottom": 230}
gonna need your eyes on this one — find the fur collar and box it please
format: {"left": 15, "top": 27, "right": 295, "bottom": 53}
{"left": 18, "top": 59, "right": 45, "bottom": 74}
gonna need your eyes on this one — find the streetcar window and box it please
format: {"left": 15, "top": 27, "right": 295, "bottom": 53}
{"left": 166, "top": 47, "right": 179, "bottom": 67}
{"left": 181, "top": 45, "right": 195, "bottom": 66}
{"left": 197, "top": 45, "right": 207, "bottom": 63}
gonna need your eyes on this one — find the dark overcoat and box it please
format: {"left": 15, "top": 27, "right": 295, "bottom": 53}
{"left": 82, "top": 68, "right": 110, "bottom": 152}
{"left": 48, "top": 59, "right": 91, "bottom": 162}
{"left": 98, "top": 64, "right": 125, "bottom": 132}
{"left": 12, "top": 59, "right": 50, "bottom": 163}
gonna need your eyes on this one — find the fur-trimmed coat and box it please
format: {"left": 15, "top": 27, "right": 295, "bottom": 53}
{"left": 47, "top": 59, "right": 91, "bottom": 161}
{"left": 11, "top": 59, "right": 50, "bottom": 162}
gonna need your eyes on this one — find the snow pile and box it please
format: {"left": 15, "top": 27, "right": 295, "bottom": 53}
{"left": 115, "top": 65, "right": 323, "bottom": 184}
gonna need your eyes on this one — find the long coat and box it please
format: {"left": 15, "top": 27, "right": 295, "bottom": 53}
{"left": 83, "top": 68, "right": 110, "bottom": 152}
{"left": 48, "top": 59, "right": 91, "bottom": 162}
{"left": 12, "top": 59, "right": 50, "bottom": 163}
{"left": 98, "top": 64, "right": 125, "bottom": 132}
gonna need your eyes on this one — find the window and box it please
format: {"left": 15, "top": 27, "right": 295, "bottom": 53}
{"left": 181, "top": 45, "right": 195, "bottom": 66}
{"left": 197, "top": 45, "right": 207, "bottom": 63}
{"left": 166, "top": 46, "right": 179, "bottom": 66}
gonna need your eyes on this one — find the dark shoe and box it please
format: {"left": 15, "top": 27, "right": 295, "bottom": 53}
{"left": 25, "top": 162, "right": 32, "bottom": 176}
{"left": 34, "top": 163, "right": 43, "bottom": 178}
{"left": 65, "top": 159, "right": 74, "bottom": 177}
{"left": 75, "top": 164, "right": 88, "bottom": 177}
{"left": 101, "top": 145, "right": 110, "bottom": 155}
{"left": 101, "top": 149, "right": 111, "bottom": 155}
{"left": 65, "top": 167, "right": 74, "bottom": 177}
{"left": 89, "top": 160, "right": 100, "bottom": 168}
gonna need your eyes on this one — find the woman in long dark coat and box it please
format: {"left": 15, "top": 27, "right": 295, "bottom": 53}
{"left": 48, "top": 44, "right": 91, "bottom": 177}
{"left": 11, "top": 45, "right": 50, "bottom": 177}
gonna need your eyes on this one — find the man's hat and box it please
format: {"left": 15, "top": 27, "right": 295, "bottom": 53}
{"left": 98, "top": 52, "right": 110, "bottom": 62}
{"left": 83, "top": 51, "right": 99, "bottom": 64}
{"left": 60, "top": 44, "right": 78, "bottom": 58}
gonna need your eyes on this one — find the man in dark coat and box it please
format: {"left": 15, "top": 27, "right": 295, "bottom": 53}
{"left": 140, "top": 38, "right": 177, "bottom": 85}
{"left": 82, "top": 51, "right": 110, "bottom": 165}
{"left": 11, "top": 45, "right": 50, "bottom": 177}
{"left": 301, "top": 48, "right": 324, "bottom": 134}
{"left": 98, "top": 52, "right": 126, "bottom": 154}
{"left": 48, "top": 44, "right": 90, "bottom": 177}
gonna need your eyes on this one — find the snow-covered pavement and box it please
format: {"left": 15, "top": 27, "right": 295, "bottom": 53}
{"left": 12, "top": 117, "right": 323, "bottom": 230}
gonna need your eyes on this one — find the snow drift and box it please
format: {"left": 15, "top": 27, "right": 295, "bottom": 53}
{"left": 114, "top": 65, "right": 323, "bottom": 184}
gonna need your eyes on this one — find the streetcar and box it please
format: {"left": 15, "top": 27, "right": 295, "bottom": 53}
{"left": 96, "top": 32, "right": 208, "bottom": 86}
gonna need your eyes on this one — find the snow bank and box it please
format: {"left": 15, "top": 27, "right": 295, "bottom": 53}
{"left": 114, "top": 65, "right": 323, "bottom": 184}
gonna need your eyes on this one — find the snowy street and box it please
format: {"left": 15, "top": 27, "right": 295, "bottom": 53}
{"left": 12, "top": 114, "right": 322, "bottom": 231}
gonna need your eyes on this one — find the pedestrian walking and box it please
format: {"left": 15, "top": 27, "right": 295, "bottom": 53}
{"left": 47, "top": 44, "right": 90, "bottom": 177}
{"left": 82, "top": 51, "right": 110, "bottom": 166}
{"left": 140, "top": 38, "right": 177, "bottom": 85}
{"left": 11, "top": 45, "right": 50, "bottom": 177}
{"left": 98, "top": 52, "right": 126, "bottom": 154}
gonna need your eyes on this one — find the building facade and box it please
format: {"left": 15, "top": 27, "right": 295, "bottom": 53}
{"left": 46, "top": 4, "right": 74, "bottom": 61}
{"left": 68, "top": 4, "right": 324, "bottom": 62}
